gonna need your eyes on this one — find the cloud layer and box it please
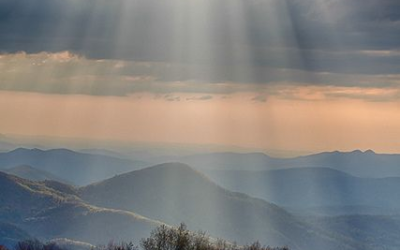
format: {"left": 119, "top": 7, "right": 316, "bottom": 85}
{"left": 1, "top": 51, "right": 400, "bottom": 102}
{"left": 0, "top": 0, "right": 400, "bottom": 100}
{"left": 1, "top": 0, "right": 400, "bottom": 67}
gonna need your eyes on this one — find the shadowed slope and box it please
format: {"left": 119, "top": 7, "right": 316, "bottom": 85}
{"left": 0, "top": 172, "right": 160, "bottom": 245}
{"left": 80, "top": 163, "right": 363, "bottom": 250}
{"left": 204, "top": 167, "right": 400, "bottom": 209}
{"left": 0, "top": 222, "right": 31, "bottom": 248}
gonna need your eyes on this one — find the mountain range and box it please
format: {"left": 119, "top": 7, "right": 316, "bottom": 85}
{"left": 2, "top": 165, "right": 69, "bottom": 184}
{"left": 0, "top": 163, "right": 371, "bottom": 250}
{"left": 0, "top": 171, "right": 159, "bottom": 246}
{"left": 1, "top": 148, "right": 400, "bottom": 250}
{"left": 203, "top": 167, "right": 400, "bottom": 211}
{"left": 176, "top": 150, "right": 400, "bottom": 178}
{"left": 0, "top": 148, "right": 148, "bottom": 186}
{"left": 80, "top": 163, "right": 362, "bottom": 250}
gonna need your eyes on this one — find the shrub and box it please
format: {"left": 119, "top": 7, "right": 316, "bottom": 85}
{"left": 14, "top": 240, "right": 64, "bottom": 250}
{"left": 96, "top": 242, "right": 137, "bottom": 250}
{"left": 141, "top": 223, "right": 288, "bottom": 250}
{"left": 13, "top": 224, "right": 288, "bottom": 250}
{"left": 15, "top": 239, "right": 44, "bottom": 250}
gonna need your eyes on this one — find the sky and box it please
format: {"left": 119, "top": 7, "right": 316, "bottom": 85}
{"left": 0, "top": 0, "right": 400, "bottom": 154}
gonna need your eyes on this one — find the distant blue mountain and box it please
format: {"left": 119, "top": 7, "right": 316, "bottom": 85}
{"left": 178, "top": 152, "right": 278, "bottom": 170}
{"left": 3, "top": 165, "right": 70, "bottom": 184}
{"left": 178, "top": 150, "right": 400, "bottom": 178}
{"left": 203, "top": 167, "right": 400, "bottom": 211}
{"left": 80, "top": 162, "right": 365, "bottom": 250}
{"left": 308, "top": 214, "right": 400, "bottom": 248}
{"left": 175, "top": 150, "right": 400, "bottom": 212}
{"left": 0, "top": 148, "right": 148, "bottom": 185}
{"left": 0, "top": 162, "right": 398, "bottom": 250}
{"left": 289, "top": 205, "right": 400, "bottom": 217}
{"left": 285, "top": 150, "right": 400, "bottom": 178}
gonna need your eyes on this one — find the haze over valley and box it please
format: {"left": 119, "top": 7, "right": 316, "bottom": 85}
{"left": 0, "top": 139, "right": 400, "bottom": 250}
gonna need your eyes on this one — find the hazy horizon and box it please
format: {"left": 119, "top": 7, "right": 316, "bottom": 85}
{"left": 1, "top": 0, "right": 400, "bottom": 155}
{"left": 1, "top": 88, "right": 399, "bottom": 154}
{"left": 0, "top": 131, "right": 398, "bottom": 158}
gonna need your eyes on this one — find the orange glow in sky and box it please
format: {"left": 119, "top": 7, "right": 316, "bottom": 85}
{"left": 1, "top": 90, "right": 399, "bottom": 154}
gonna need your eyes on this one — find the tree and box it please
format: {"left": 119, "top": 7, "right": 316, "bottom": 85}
{"left": 15, "top": 239, "right": 43, "bottom": 250}
{"left": 141, "top": 223, "right": 195, "bottom": 250}
{"left": 13, "top": 223, "right": 289, "bottom": 250}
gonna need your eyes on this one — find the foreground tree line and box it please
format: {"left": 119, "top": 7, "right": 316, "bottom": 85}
{"left": 1, "top": 224, "right": 288, "bottom": 250}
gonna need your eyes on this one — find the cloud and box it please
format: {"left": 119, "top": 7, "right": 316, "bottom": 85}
{"left": 186, "top": 95, "right": 213, "bottom": 101}
{"left": 251, "top": 95, "right": 267, "bottom": 103}
{"left": 0, "top": 51, "right": 400, "bottom": 103}
{"left": 1, "top": 0, "right": 400, "bottom": 102}
{"left": 0, "top": 0, "right": 400, "bottom": 76}
{"left": 164, "top": 94, "right": 181, "bottom": 102}
{"left": 323, "top": 87, "right": 400, "bottom": 102}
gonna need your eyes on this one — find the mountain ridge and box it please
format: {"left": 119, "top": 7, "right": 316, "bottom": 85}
{"left": 203, "top": 167, "right": 400, "bottom": 209}
{"left": 0, "top": 171, "right": 161, "bottom": 245}
{"left": 0, "top": 148, "right": 148, "bottom": 185}
{"left": 177, "top": 150, "right": 400, "bottom": 178}
{"left": 3, "top": 165, "right": 70, "bottom": 184}
{"left": 80, "top": 162, "right": 366, "bottom": 250}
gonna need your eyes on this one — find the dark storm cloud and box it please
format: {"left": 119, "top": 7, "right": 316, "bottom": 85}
{"left": 1, "top": 0, "right": 399, "bottom": 55}
{"left": 0, "top": 0, "right": 400, "bottom": 92}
